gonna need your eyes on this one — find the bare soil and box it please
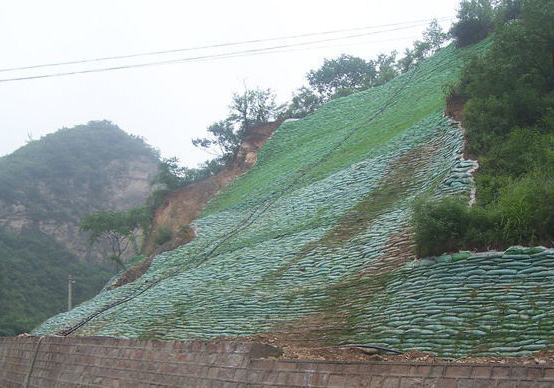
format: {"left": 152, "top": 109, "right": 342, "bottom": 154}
{"left": 144, "top": 121, "right": 281, "bottom": 255}
{"left": 445, "top": 93, "right": 466, "bottom": 122}
{"left": 217, "top": 334, "right": 554, "bottom": 365}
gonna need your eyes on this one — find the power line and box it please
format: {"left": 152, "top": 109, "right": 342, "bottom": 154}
{"left": 0, "top": 21, "right": 452, "bottom": 84}
{"left": 191, "top": 35, "right": 422, "bottom": 65}
{"left": 0, "top": 16, "right": 453, "bottom": 74}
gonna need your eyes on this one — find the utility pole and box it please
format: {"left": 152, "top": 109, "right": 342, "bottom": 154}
{"left": 67, "top": 274, "right": 75, "bottom": 311}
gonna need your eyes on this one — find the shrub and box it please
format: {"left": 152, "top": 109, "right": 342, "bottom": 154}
{"left": 412, "top": 196, "right": 497, "bottom": 257}
{"left": 413, "top": 197, "right": 472, "bottom": 256}
{"left": 154, "top": 225, "right": 173, "bottom": 246}
{"left": 493, "top": 172, "right": 554, "bottom": 245}
{"left": 413, "top": 173, "right": 554, "bottom": 256}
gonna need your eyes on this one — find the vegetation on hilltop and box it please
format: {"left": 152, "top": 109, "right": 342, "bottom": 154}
{"left": 0, "top": 120, "right": 159, "bottom": 221}
{"left": 290, "top": 19, "right": 448, "bottom": 109}
{"left": 135, "top": 87, "right": 287, "bottom": 233}
{"left": 414, "top": 0, "right": 554, "bottom": 256}
{"left": 202, "top": 42, "right": 481, "bottom": 216}
{"left": 449, "top": 0, "right": 495, "bottom": 47}
{"left": 193, "top": 87, "right": 284, "bottom": 165}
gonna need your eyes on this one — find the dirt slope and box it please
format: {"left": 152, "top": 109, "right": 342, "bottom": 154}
{"left": 144, "top": 121, "right": 282, "bottom": 255}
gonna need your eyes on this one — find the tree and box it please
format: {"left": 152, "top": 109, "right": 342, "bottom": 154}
{"left": 423, "top": 19, "right": 449, "bottom": 53}
{"left": 494, "top": 0, "right": 523, "bottom": 24}
{"left": 397, "top": 48, "right": 417, "bottom": 74}
{"left": 517, "top": 0, "right": 554, "bottom": 91}
{"left": 192, "top": 120, "right": 239, "bottom": 160}
{"left": 281, "top": 86, "right": 324, "bottom": 119}
{"left": 79, "top": 208, "right": 147, "bottom": 269}
{"left": 193, "top": 87, "right": 283, "bottom": 161}
{"left": 459, "top": 0, "right": 554, "bottom": 156}
{"left": 450, "top": 0, "right": 495, "bottom": 47}
{"left": 307, "top": 54, "right": 377, "bottom": 98}
{"left": 150, "top": 157, "right": 189, "bottom": 191}
{"left": 228, "top": 87, "right": 283, "bottom": 132}
{"left": 373, "top": 51, "right": 399, "bottom": 86}
{"left": 398, "top": 20, "right": 448, "bottom": 73}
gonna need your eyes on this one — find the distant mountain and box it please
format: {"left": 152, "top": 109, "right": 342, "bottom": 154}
{"left": 0, "top": 120, "right": 159, "bottom": 335}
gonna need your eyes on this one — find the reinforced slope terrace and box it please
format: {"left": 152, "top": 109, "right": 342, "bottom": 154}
{"left": 35, "top": 42, "right": 554, "bottom": 358}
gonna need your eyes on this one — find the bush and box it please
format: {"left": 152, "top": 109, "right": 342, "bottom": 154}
{"left": 412, "top": 197, "right": 492, "bottom": 256}
{"left": 412, "top": 197, "right": 454, "bottom": 256}
{"left": 413, "top": 174, "right": 554, "bottom": 256}
{"left": 154, "top": 225, "right": 173, "bottom": 246}
{"left": 493, "top": 172, "right": 554, "bottom": 245}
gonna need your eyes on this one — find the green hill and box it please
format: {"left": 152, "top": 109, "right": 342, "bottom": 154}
{"left": 0, "top": 226, "right": 111, "bottom": 336}
{"left": 27, "top": 0, "right": 554, "bottom": 358}
{"left": 0, "top": 121, "right": 159, "bottom": 336}
{"left": 36, "top": 42, "right": 554, "bottom": 358}
{"left": 34, "top": 43, "right": 485, "bottom": 345}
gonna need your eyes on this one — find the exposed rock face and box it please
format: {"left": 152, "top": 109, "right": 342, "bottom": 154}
{"left": 0, "top": 156, "right": 157, "bottom": 261}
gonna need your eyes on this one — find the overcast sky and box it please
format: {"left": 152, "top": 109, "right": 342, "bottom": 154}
{"left": 0, "top": 0, "right": 460, "bottom": 167}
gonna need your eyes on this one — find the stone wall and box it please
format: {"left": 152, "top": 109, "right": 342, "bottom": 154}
{"left": 1, "top": 336, "right": 553, "bottom": 387}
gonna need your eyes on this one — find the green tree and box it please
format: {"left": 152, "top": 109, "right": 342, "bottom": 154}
{"left": 398, "top": 20, "right": 448, "bottom": 73}
{"left": 517, "top": 0, "right": 554, "bottom": 91}
{"left": 374, "top": 51, "right": 399, "bottom": 86}
{"left": 460, "top": 0, "right": 554, "bottom": 154}
{"left": 494, "top": 0, "right": 523, "bottom": 23}
{"left": 424, "top": 19, "right": 449, "bottom": 52}
{"left": 192, "top": 120, "right": 239, "bottom": 160}
{"left": 79, "top": 208, "right": 147, "bottom": 269}
{"left": 150, "top": 157, "right": 189, "bottom": 191}
{"left": 228, "top": 87, "right": 283, "bottom": 132}
{"left": 307, "top": 54, "right": 377, "bottom": 98}
{"left": 193, "top": 87, "right": 283, "bottom": 162}
{"left": 281, "top": 86, "right": 324, "bottom": 118}
{"left": 450, "top": 0, "right": 495, "bottom": 47}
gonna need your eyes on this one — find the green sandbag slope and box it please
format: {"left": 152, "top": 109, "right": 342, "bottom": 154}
{"left": 34, "top": 42, "right": 521, "bottom": 358}
{"left": 327, "top": 248, "right": 554, "bottom": 358}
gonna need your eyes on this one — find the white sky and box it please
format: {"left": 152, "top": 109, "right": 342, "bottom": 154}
{"left": 0, "top": 0, "right": 460, "bottom": 167}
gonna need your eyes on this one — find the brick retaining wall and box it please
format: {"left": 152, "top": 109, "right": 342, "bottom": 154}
{"left": 1, "top": 336, "right": 553, "bottom": 387}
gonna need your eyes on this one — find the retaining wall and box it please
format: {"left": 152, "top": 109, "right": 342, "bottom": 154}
{"left": 313, "top": 248, "right": 554, "bottom": 358}
{"left": 1, "top": 336, "right": 554, "bottom": 387}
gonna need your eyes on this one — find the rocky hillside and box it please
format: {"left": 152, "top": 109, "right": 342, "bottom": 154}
{"left": 0, "top": 121, "right": 159, "bottom": 335}
{"left": 36, "top": 42, "right": 554, "bottom": 358}
{"left": 0, "top": 120, "right": 158, "bottom": 261}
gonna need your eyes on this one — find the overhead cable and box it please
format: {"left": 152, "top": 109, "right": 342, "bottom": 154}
{"left": 0, "top": 16, "right": 453, "bottom": 74}
{"left": 0, "top": 21, "right": 452, "bottom": 83}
